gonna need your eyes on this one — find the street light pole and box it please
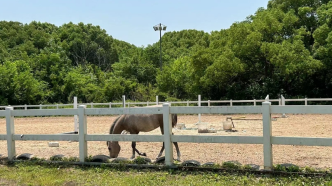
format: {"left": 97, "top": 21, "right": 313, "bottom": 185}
{"left": 159, "top": 25, "right": 162, "bottom": 71}
{"left": 153, "top": 23, "right": 167, "bottom": 71}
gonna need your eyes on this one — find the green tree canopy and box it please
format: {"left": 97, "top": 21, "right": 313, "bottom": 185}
{"left": 2, "top": 0, "right": 332, "bottom": 105}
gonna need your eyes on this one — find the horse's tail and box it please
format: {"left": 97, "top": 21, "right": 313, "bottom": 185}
{"left": 172, "top": 114, "right": 178, "bottom": 128}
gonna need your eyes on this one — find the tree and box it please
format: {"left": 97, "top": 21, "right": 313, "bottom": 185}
{"left": 58, "top": 22, "right": 118, "bottom": 71}
{"left": 0, "top": 60, "right": 47, "bottom": 105}
{"left": 156, "top": 56, "right": 194, "bottom": 99}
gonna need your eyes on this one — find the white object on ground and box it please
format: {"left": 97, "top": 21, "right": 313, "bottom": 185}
{"left": 48, "top": 142, "right": 59, "bottom": 147}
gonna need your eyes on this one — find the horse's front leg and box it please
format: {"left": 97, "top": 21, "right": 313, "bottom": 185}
{"left": 131, "top": 141, "right": 146, "bottom": 159}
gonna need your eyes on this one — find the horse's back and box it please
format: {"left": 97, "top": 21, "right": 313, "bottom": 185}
{"left": 122, "top": 114, "right": 163, "bottom": 133}
{"left": 117, "top": 103, "right": 177, "bottom": 133}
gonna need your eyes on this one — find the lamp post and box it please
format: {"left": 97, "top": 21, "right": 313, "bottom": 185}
{"left": 153, "top": 23, "right": 167, "bottom": 71}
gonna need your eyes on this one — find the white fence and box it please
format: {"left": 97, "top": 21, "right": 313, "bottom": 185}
{"left": 1, "top": 96, "right": 332, "bottom": 170}
{"left": 2, "top": 95, "right": 332, "bottom": 110}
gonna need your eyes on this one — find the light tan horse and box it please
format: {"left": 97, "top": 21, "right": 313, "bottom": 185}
{"left": 106, "top": 105, "right": 181, "bottom": 161}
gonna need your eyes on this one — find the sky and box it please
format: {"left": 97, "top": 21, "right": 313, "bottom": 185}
{"left": 0, "top": 0, "right": 269, "bottom": 47}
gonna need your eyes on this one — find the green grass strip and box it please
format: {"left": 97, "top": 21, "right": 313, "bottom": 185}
{"left": 1, "top": 161, "right": 332, "bottom": 186}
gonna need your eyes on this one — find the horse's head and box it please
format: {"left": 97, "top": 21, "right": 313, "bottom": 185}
{"left": 106, "top": 141, "right": 121, "bottom": 158}
{"left": 107, "top": 116, "right": 122, "bottom": 158}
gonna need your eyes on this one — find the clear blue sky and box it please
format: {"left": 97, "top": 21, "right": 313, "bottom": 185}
{"left": 0, "top": 0, "right": 269, "bottom": 47}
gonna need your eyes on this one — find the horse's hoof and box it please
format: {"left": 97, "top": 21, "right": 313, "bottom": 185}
{"left": 142, "top": 153, "right": 147, "bottom": 156}
{"left": 155, "top": 156, "right": 165, "bottom": 164}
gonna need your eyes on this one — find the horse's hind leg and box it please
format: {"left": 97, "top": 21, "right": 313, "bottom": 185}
{"left": 158, "top": 128, "right": 181, "bottom": 160}
{"left": 156, "top": 134, "right": 181, "bottom": 161}
{"left": 157, "top": 128, "right": 166, "bottom": 159}
{"left": 131, "top": 142, "right": 136, "bottom": 159}
{"left": 131, "top": 141, "right": 147, "bottom": 159}
{"left": 173, "top": 142, "right": 181, "bottom": 161}
{"left": 157, "top": 142, "right": 165, "bottom": 159}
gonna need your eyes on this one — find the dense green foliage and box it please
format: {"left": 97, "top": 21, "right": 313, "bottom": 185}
{"left": 2, "top": 0, "right": 332, "bottom": 105}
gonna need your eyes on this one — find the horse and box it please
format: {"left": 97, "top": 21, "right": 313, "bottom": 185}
{"left": 106, "top": 106, "right": 181, "bottom": 161}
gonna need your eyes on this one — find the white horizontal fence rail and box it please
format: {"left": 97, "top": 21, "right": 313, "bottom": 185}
{"left": 13, "top": 134, "right": 78, "bottom": 141}
{"left": 171, "top": 136, "right": 263, "bottom": 144}
{"left": 85, "top": 135, "right": 164, "bottom": 142}
{"left": 11, "top": 109, "right": 78, "bottom": 117}
{"left": 2, "top": 99, "right": 332, "bottom": 170}
{"left": 271, "top": 105, "right": 332, "bottom": 114}
{"left": 271, "top": 137, "right": 332, "bottom": 146}
{"left": 0, "top": 100, "right": 277, "bottom": 109}
{"left": 0, "top": 135, "right": 6, "bottom": 140}
{"left": 3, "top": 95, "right": 332, "bottom": 111}
{"left": 169, "top": 106, "right": 262, "bottom": 114}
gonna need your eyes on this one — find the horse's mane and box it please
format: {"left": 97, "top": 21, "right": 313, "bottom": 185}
{"left": 110, "top": 116, "right": 121, "bottom": 134}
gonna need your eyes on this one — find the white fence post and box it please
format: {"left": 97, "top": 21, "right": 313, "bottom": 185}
{"left": 147, "top": 101, "right": 149, "bottom": 106}
{"left": 39, "top": 104, "right": 42, "bottom": 109}
{"left": 305, "top": 98, "right": 307, "bottom": 106}
{"left": 208, "top": 100, "right": 210, "bottom": 107}
{"left": 281, "top": 95, "right": 286, "bottom": 118}
{"left": 74, "top": 97, "right": 78, "bottom": 133}
{"left": 198, "top": 95, "right": 201, "bottom": 124}
{"left": 230, "top": 99, "right": 233, "bottom": 106}
{"left": 78, "top": 105, "right": 87, "bottom": 162}
{"left": 254, "top": 99, "right": 256, "bottom": 106}
{"left": 187, "top": 100, "right": 189, "bottom": 106}
{"left": 56, "top": 104, "right": 59, "bottom": 109}
{"left": 109, "top": 102, "right": 112, "bottom": 108}
{"left": 122, "top": 95, "right": 126, "bottom": 108}
{"left": 6, "top": 107, "right": 15, "bottom": 160}
{"left": 262, "top": 101, "right": 273, "bottom": 170}
{"left": 24, "top": 104, "right": 27, "bottom": 110}
{"left": 156, "top": 96, "right": 159, "bottom": 105}
{"left": 163, "top": 103, "right": 173, "bottom": 166}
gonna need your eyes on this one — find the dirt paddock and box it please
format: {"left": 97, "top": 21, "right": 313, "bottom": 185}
{"left": 1, "top": 113, "right": 332, "bottom": 169}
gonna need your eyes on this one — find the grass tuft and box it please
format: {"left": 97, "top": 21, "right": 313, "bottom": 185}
{"left": 222, "top": 161, "right": 242, "bottom": 169}
{"left": 274, "top": 164, "right": 300, "bottom": 172}
{"left": 132, "top": 156, "right": 150, "bottom": 165}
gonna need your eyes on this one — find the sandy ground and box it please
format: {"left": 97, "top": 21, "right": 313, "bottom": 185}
{"left": 1, "top": 113, "right": 332, "bottom": 169}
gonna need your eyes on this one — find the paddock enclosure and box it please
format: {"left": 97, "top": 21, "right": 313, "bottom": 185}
{"left": 1, "top": 113, "right": 332, "bottom": 169}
